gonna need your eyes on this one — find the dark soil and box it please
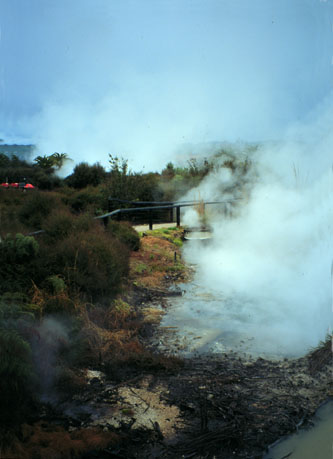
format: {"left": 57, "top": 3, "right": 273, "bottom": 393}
{"left": 26, "top": 341, "right": 332, "bottom": 459}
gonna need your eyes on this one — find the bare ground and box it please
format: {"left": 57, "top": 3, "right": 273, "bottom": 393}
{"left": 4, "top": 229, "right": 332, "bottom": 459}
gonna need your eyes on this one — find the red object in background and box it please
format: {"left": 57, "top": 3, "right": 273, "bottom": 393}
{"left": 1, "top": 182, "right": 35, "bottom": 189}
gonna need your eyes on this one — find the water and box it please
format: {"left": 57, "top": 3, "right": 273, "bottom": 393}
{"left": 264, "top": 401, "right": 333, "bottom": 459}
{"left": 158, "top": 284, "right": 333, "bottom": 458}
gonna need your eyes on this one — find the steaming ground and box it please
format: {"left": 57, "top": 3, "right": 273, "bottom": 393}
{"left": 169, "top": 109, "right": 333, "bottom": 358}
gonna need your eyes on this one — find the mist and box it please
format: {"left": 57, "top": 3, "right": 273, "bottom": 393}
{"left": 1, "top": 0, "right": 332, "bottom": 171}
{"left": 181, "top": 93, "right": 333, "bottom": 357}
{"left": 1, "top": 0, "right": 333, "bottom": 355}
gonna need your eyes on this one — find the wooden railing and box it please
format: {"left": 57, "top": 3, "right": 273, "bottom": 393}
{"left": 95, "top": 198, "right": 240, "bottom": 230}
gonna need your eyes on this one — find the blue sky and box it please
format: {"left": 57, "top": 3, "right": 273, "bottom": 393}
{"left": 0, "top": 0, "right": 332, "bottom": 169}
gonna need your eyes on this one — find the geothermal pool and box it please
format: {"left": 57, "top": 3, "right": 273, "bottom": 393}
{"left": 157, "top": 283, "right": 294, "bottom": 358}
{"left": 156, "top": 268, "right": 333, "bottom": 458}
{"left": 157, "top": 273, "right": 328, "bottom": 359}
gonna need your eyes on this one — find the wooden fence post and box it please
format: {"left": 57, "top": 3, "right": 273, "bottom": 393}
{"left": 103, "top": 216, "right": 109, "bottom": 228}
{"left": 149, "top": 210, "right": 153, "bottom": 230}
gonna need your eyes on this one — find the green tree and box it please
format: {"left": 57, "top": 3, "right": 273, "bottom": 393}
{"left": 33, "top": 155, "right": 55, "bottom": 169}
{"left": 66, "top": 162, "right": 107, "bottom": 189}
{"left": 50, "top": 152, "right": 71, "bottom": 170}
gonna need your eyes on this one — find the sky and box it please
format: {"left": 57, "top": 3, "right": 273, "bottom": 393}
{"left": 0, "top": 0, "right": 332, "bottom": 170}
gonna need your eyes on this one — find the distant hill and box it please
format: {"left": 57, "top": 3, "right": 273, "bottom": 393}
{"left": 0, "top": 143, "right": 36, "bottom": 160}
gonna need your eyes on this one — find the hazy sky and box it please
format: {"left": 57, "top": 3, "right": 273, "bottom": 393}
{"left": 0, "top": 0, "right": 332, "bottom": 169}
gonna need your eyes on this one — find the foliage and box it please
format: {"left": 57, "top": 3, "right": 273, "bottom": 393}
{"left": 0, "top": 234, "right": 40, "bottom": 294}
{"left": 33, "top": 152, "right": 71, "bottom": 170}
{"left": 107, "top": 154, "right": 162, "bottom": 202}
{"left": 0, "top": 151, "right": 65, "bottom": 190}
{"left": 109, "top": 154, "right": 129, "bottom": 176}
{"left": 45, "top": 275, "right": 67, "bottom": 294}
{"left": 1, "top": 423, "right": 120, "bottom": 458}
{"left": 0, "top": 296, "right": 39, "bottom": 427}
{"left": 18, "top": 191, "right": 56, "bottom": 228}
{"left": 38, "top": 225, "right": 130, "bottom": 301}
{"left": 66, "top": 162, "right": 107, "bottom": 189}
{"left": 107, "top": 220, "right": 140, "bottom": 251}
{"left": 0, "top": 233, "right": 39, "bottom": 261}
{"left": 33, "top": 168, "right": 63, "bottom": 189}
{"left": 64, "top": 185, "right": 108, "bottom": 214}
{"left": 41, "top": 209, "right": 76, "bottom": 242}
{"left": 159, "top": 157, "right": 213, "bottom": 200}
{"left": 33, "top": 155, "right": 55, "bottom": 169}
{"left": 0, "top": 328, "right": 36, "bottom": 426}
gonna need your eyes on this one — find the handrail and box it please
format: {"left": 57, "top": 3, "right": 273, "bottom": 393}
{"left": 96, "top": 199, "right": 239, "bottom": 220}
{"left": 107, "top": 198, "right": 211, "bottom": 205}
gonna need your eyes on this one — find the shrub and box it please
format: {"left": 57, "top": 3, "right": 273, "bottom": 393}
{"left": 33, "top": 168, "right": 63, "bottom": 190}
{"left": 0, "top": 328, "right": 37, "bottom": 426}
{"left": 0, "top": 233, "right": 39, "bottom": 294}
{"left": 66, "top": 162, "right": 107, "bottom": 189}
{"left": 42, "top": 209, "right": 76, "bottom": 242}
{"left": 107, "top": 220, "right": 140, "bottom": 251}
{"left": 65, "top": 186, "right": 108, "bottom": 214}
{"left": 18, "top": 191, "right": 56, "bottom": 229}
{"left": 39, "top": 226, "right": 130, "bottom": 301}
{"left": 42, "top": 210, "right": 96, "bottom": 243}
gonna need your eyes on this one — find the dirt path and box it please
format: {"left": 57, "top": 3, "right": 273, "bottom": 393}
{"left": 133, "top": 222, "right": 178, "bottom": 232}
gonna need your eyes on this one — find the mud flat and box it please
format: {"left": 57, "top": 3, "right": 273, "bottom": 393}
{"left": 34, "top": 342, "right": 331, "bottom": 458}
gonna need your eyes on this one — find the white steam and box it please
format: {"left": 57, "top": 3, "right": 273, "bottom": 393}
{"left": 1, "top": 1, "right": 332, "bottom": 172}
{"left": 31, "top": 317, "right": 69, "bottom": 400}
{"left": 181, "top": 94, "right": 333, "bottom": 357}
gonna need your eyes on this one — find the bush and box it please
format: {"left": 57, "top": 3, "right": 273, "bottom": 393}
{"left": 0, "top": 327, "right": 37, "bottom": 426}
{"left": 39, "top": 226, "right": 130, "bottom": 301}
{"left": 66, "top": 162, "right": 107, "bottom": 189}
{"left": 33, "top": 168, "right": 63, "bottom": 190}
{"left": 64, "top": 185, "right": 108, "bottom": 214}
{"left": 18, "top": 192, "right": 56, "bottom": 229}
{"left": 0, "top": 234, "right": 39, "bottom": 294}
{"left": 107, "top": 221, "right": 140, "bottom": 251}
{"left": 42, "top": 209, "right": 76, "bottom": 242}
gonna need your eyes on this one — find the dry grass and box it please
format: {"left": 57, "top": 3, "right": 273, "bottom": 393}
{"left": 31, "top": 282, "right": 80, "bottom": 316}
{"left": 2, "top": 422, "right": 120, "bottom": 459}
{"left": 130, "top": 230, "right": 187, "bottom": 290}
{"left": 308, "top": 336, "right": 332, "bottom": 374}
{"left": 141, "top": 307, "right": 166, "bottom": 324}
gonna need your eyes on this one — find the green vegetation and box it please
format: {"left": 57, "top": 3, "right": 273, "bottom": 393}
{"left": 106, "top": 220, "right": 140, "bottom": 251}
{"left": 0, "top": 141, "right": 254, "bottom": 452}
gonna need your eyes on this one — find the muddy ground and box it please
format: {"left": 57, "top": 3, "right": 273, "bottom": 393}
{"left": 29, "top": 285, "right": 332, "bottom": 459}
{"left": 6, "top": 229, "right": 333, "bottom": 458}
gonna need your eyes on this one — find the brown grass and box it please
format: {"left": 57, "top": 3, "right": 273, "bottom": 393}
{"left": 2, "top": 422, "right": 120, "bottom": 459}
{"left": 130, "top": 231, "right": 186, "bottom": 289}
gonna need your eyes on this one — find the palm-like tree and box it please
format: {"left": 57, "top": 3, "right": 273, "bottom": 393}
{"left": 33, "top": 155, "right": 55, "bottom": 169}
{"left": 34, "top": 153, "right": 71, "bottom": 170}
{"left": 50, "top": 152, "right": 71, "bottom": 169}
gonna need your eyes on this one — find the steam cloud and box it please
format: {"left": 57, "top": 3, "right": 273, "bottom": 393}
{"left": 181, "top": 93, "right": 333, "bottom": 357}
{"left": 1, "top": 1, "right": 332, "bottom": 172}
{"left": 31, "top": 317, "right": 69, "bottom": 401}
